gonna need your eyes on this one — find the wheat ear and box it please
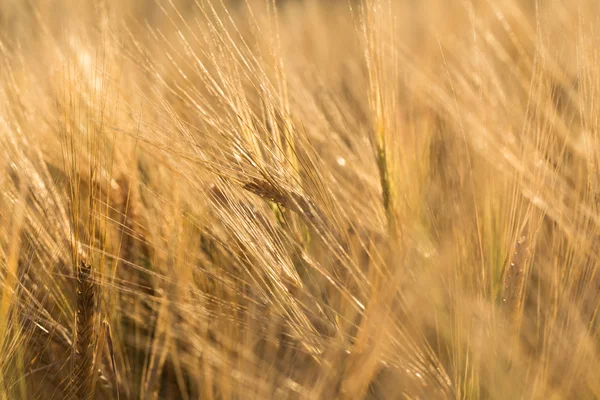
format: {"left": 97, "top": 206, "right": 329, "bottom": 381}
{"left": 74, "top": 258, "right": 96, "bottom": 399}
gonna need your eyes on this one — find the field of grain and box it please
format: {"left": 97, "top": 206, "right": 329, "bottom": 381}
{"left": 1, "top": 0, "right": 600, "bottom": 398}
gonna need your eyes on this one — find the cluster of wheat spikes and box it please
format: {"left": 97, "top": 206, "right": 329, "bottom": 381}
{"left": 1, "top": 0, "right": 600, "bottom": 398}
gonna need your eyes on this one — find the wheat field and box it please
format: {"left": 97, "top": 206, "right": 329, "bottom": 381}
{"left": 0, "top": 0, "right": 599, "bottom": 398}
